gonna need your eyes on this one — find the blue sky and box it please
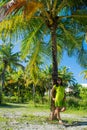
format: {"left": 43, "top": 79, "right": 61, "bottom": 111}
{"left": 0, "top": 39, "right": 87, "bottom": 84}
{"left": 44, "top": 35, "right": 87, "bottom": 84}
{"left": 60, "top": 51, "right": 87, "bottom": 84}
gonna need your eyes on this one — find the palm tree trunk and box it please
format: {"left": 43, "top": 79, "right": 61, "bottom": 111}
{"left": 1, "top": 71, "right": 5, "bottom": 90}
{"left": 0, "top": 63, "right": 7, "bottom": 104}
{"left": 33, "top": 84, "right": 36, "bottom": 105}
{"left": 0, "top": 69, "right": 5, "bottom": 104}
{"left": 50, "top": 24, "right": 58, "bottom": 84}
{"left": 1, "top": 62, "right": 7, "bottom": 90}
{"left": 50, "top": 23, "right": 58, "bottom": 120}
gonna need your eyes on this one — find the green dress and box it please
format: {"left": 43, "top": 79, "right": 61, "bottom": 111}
{"left": 53, "top": 85, "right": 65, "bottom": 107}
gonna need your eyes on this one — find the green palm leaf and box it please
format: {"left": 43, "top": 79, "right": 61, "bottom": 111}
{"left": 21, "top": 22, "right": 43, "bottom": 59}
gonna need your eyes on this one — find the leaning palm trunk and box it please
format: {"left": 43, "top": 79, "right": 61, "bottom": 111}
{"left": 0, "top": 67, "right": 6, "bottom": 104}
{"left": 50, "top": 23, "right": 58, "bottom": 119}
{"left": 51, "top": 24, "right": 58, "bottom": 84}
{"left": 33, "top": 84, "right": 36, "bottom": 105}
{"left": 1, "top": 69, "right": 5, "bottom": 90}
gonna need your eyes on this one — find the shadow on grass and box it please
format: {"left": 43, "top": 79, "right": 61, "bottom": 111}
{"left": 47, "top": 118, "right": 87, "bottom": 128}
{"left": 64, "top": 120, "right": 87, "bottom": 127}
{"left": 0, "top": 103, "right": 26, "bottom": 108}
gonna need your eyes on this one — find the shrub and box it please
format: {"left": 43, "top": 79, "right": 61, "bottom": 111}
{"left": 79, "top": 99, "right": 87, "bottom": 109}
{"left": 79, "top": 87, "right": 87, "bottom": 100}
{"left": 66, "top": 96, "right": 79, "bottom": 108}
{"left": 3, "top": 96, "right": 18, "bottom": 103}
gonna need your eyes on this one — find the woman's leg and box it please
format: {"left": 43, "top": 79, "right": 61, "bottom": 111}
{"left": 56, "top": 107, "right": 64, "bottom": 124}
{"left": 60, "top": 107, "right": 66, "bottom": 112}
{"left": 56, "top": 107, "right": 61, "bottom": 120}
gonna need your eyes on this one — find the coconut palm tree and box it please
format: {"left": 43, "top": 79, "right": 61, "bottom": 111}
{"left": 0, "top": 43, "right": 24, "bottom": 103}
{"left": 58, "top": 66, "right": 76, "bottom": 85}
{"left": 0, "top": 0, "right": 87, "bottom": 117}
{"left": 0, "top": 0, "right": 87, "bottom": 83}
{"left": 80, "top": 70, "right": 87, "bottom": 80}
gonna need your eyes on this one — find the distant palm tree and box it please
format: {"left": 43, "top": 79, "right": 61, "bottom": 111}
{"left": 0, "top": 43, "right": 24, "bottom": 103}
{"left": 80, "top": 70, "right": 87, "bottom": 80}
{"left": 58, "top": 66, "right": 76, "bottom": 85}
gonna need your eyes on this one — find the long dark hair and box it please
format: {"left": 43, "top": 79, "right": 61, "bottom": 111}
{"left": 56, "top": 77, "right": 63, "bottom": 86}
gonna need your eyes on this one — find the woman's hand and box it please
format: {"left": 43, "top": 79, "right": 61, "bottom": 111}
{"left": 52, "top": 98, "right": 55, "bottom": 101}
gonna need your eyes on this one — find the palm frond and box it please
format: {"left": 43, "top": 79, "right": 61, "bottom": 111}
{"left": 57, "top": 42, "right": 63, "bottom": 64}
{"left": 0, "top": 0, "right": 25, "bottom": 21}
{"left": 53, "top": 0, "right": 58, "bottom": 10}
{"left": 56, "top": 0, "right": 67, "bottom": 14}
{"left": 59, "top": 23, "right": 80, "bottom": 47}
{"left": 0, "top": 15, "right": 25, "bottom": 39}
{"left": 25, "top": 41, "right": 41, "bottom": 84}
{"left": 13, "top": 62, "right": 24, "bottom": 70}
{"left": 21, "top": 22, "right": 43, "bottom": 59}
{"left": 77, "top": 48, "right": 87, "bottom": 68}
{"left": 80, "top": 70, "right": 87, "bottom": 79}
{"left": 45, "top": 0, "right": 51, "bottom": 11}
{"left": 59, "top": 13, "right": 87, "bottom": 26}
{"left": 29, "top": 42, "right": 41, "bottom": 67}
{"left": 67, "top": 0, "right": 87, "bottom": 8}
{"left": 65, "top": 14, "right": 87, "bottom": 20}
{"left": 51, "top": 0, "right": 58, "bottom": 17}
{"left": 24, "top": 1, "right": 42, "bottom": 20}
{"left": 0, "top": 0, "right": 42, "bottom": 22}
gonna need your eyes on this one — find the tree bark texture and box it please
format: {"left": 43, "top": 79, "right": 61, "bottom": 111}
{"left": 50, "top": 23, "right": 58, "bottom": 120}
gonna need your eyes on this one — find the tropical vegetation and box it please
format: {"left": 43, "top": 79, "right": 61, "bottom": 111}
{"left": 0, "top": 0, "right": 87, "bottom": 119}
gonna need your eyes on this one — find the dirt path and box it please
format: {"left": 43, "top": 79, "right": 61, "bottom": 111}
{"left": 0, "top": 110, "right": 87, "bottom": 130}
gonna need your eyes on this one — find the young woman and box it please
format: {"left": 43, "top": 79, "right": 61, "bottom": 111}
{"left": 51, "top": 77, "right": 66, "bottom": 124}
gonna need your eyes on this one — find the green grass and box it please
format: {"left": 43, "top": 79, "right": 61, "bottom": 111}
{"left": 0, "top": 102, "right": 87, "bottom": 127}
{"left": 17, "top": 114, "right": 47, "bottom": 124}
{"left": 0, "top": 102, "right": 87, "bottom": 115}
{"left": 0, "top": 102, "right": 50, "bottom": 116}
{"left": 0, "top": 117, "right": 8, "bottom": 122}
{"left": 65, "top": 108, "right": 87, "bottom": 117}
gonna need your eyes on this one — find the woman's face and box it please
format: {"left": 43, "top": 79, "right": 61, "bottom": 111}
{"left": 57, "top": 79, "right": 62, "bottom": 84}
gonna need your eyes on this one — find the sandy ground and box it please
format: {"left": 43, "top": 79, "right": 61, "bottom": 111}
{"left": 0, "top": 110, "right": 87, "bottom": 130}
